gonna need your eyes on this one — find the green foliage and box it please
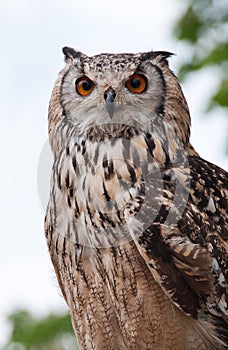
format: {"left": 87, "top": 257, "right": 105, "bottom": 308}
{"left": 173, "top": 0, "right": 228, "bottom": 110}
{"left": 211, "top": 79, "right": 228, "bottom": 108}
{"left": 174, "top": 5, "right": 203, "bottom": 43}
{"left": 1, "top": 310, "right": 78, "bottom": 350}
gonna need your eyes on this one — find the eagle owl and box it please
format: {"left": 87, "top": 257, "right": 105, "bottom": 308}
{"left": 45, "top": 47, "right": 228, "bottom": 350}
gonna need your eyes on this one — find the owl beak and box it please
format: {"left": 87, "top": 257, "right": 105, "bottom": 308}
{"left": 104, "top": 88, "right": 116, "bottom": 119}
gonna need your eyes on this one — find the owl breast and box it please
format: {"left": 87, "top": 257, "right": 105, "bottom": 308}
{"left": 53, "top": 129, "right": 160, "bottom": 248}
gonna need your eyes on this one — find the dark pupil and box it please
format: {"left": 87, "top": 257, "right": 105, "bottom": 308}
{"left": 131, "top": 78, "right": 140, "bottom": 89}
{"left": 82, "top": 80, "right": 92, "bottom": 91}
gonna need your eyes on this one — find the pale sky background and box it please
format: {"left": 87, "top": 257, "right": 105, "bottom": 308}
{"left": 0, "top": 0, "right": 227, "bottom": 346}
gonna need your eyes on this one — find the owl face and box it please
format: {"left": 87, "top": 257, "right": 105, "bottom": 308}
{"left": 49, "top": 47, "right": 191, "bottom": 146}
{"left": 60, "top": 48, "right": 171, "bottom": 132}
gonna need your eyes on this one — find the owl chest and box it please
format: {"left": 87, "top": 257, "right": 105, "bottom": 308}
{"left": 55, "top": 136, "right": 149, "bottom": 230}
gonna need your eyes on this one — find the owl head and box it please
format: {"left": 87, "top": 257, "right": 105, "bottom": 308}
{"left": 48, "top": 47, "right": 191, "bottom": 150}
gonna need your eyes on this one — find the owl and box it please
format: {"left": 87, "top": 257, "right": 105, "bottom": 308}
{"left": 45, "top": 47, "right": 228, "bottom": 350}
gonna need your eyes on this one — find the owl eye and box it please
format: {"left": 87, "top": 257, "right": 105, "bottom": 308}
{"left": 125, "top": 74, "right": 147, "bottom": 94}
{"left": 75, "top": 76, "right": 95, "bottom": 96}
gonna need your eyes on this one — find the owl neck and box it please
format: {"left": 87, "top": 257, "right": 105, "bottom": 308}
{"left": 49, "top": 119, "right": 198, "bottom": 173}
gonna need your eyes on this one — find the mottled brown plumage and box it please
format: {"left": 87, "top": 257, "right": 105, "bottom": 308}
{"left": 45, "top": 47, "right": 228, "bottom": 349}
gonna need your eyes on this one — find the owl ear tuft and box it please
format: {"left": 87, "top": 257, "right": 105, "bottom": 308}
{"left": 140, "top": 51, "right": 175, "bottom": 65}
{"left": 154, "top": 51, "right": 174, "bottom": 59}
{"left": 62, "top": 47, "right": 83, "bottom": 62}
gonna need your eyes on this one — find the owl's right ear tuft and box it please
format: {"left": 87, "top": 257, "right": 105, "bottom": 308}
{"left": 62, "top": 47, "right": 83, "bottom": 62}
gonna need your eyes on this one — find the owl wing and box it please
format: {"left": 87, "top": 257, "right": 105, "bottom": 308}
{"left": 130, "top": 155, "right": 228, "bottom": 324}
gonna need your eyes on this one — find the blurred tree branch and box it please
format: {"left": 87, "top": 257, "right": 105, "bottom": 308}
{"left": 173, "top": 0, "right": 228, "bottom": 118}
{"left": 1, "top": 310, "right": 78, "bottom": 350}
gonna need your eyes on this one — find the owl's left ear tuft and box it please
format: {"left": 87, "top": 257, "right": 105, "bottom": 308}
{"left": 154, "top": 51, "right": 174, "bottom": 59}
{"left": 62, "top": 47, "right": 83, "bottom": 62}
{"left": 140, "top": 51, "right": 175, "bottom": 65}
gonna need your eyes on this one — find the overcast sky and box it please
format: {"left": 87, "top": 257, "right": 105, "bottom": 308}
{"left": 0, "top": 0, "right": 227, "bottom": 345}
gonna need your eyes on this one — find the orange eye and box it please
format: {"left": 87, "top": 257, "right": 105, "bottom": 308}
{"left": 125, "top": 74, "right": 147, "bottom": 94}
{"left": 75, "top": 76, "right": 95, "bottom": 96}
